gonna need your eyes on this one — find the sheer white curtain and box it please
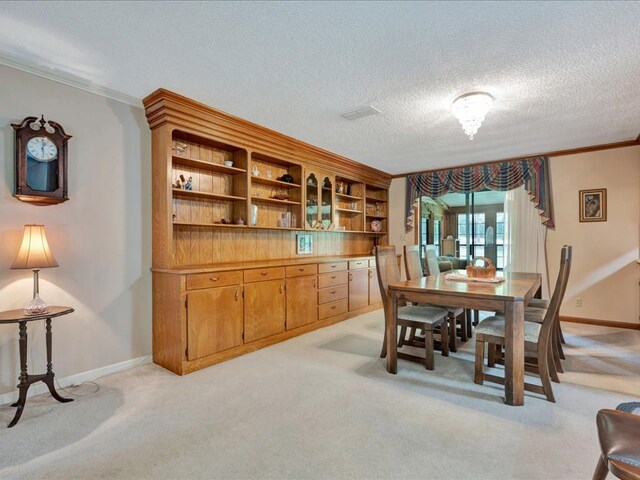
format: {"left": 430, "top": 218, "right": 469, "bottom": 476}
{"left": 504, "top": 186, "right": 549, "bottom": 299}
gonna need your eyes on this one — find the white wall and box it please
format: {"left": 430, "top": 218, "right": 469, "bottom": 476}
{"left": 547, "top": 146, "right": 640, "bottom": 324}
{"left": 388, "top": 146, "right": 640, "bottom": 325}
{"left": 0, "top": 65, "right": 152, "bottom": 396}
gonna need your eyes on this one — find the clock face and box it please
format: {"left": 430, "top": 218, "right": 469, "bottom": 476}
{"left": 27, "top": 136, "right": 58, "bottom": 162}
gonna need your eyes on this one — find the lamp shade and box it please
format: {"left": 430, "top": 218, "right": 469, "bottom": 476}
{"left": 11, "top": 225, "right": 58, "bottom": 270}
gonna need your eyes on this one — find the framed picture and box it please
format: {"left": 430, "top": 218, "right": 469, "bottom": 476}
{"left": 297, "top": 233, "right": 313, "bottom": 255}
{"left": 579, "top": 188, "right": 607, "bottom": 222}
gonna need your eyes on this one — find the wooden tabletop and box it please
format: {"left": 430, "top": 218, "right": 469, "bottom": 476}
{"left": 388, "top": 270, "right": 541, "bottom": 302}
{"left": 0, "top": 306, "right": 74, "bottom": 324}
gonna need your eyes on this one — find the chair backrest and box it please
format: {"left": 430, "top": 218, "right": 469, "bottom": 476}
{"left": 374, "top": 245, "right": 400, "bottom": 311}
{"left": 424, "top": 249, "right": 441, "bottom": 276}
{"left": 404, "top": 245, "right": 424, "bottom": 281}
{"left": 539, "top": 245, "right": 572, "bottom": 343}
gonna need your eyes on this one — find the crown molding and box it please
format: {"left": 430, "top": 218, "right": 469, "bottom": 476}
{"left": 0, "top": 51, "right": 142, "bottom": 108}
{"left": 392, "top": 138, "right": 640, "bottom": 178}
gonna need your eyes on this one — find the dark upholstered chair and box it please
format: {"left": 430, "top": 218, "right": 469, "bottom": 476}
{"left": 375, "top": 245, "right": 449, "bottom": 370}
{"left": 593, "top": 408, "right": 640, "bottom": 480}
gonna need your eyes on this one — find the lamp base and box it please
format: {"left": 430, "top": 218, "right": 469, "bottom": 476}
{"left": 24, "top": 294, "right": 49, "bottom": 316}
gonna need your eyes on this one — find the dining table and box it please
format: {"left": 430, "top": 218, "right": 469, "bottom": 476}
{"left": 385, "top": 270, "right": 542, "bottom": 406}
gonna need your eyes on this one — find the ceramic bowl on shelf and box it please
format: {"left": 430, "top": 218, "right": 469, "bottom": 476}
{"left": 224, "top": 160, "right": 234, "bottom": 167}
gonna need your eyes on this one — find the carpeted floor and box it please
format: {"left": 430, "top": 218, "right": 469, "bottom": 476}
{"left": 1, "top": 310, "right": 638, "bottom": 479}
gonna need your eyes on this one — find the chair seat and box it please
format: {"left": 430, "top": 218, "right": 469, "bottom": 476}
{"left": 398, "top": 305, "right": 447, "bottom": 325}
{"left": 524, "top": 307, "right": 545, "bottom": 323}
{"left": 475, "top": 316, "right": 541, "bottom": 343}
{"left": 528, "top": 298, "right": 550, "bottom": 309}
{"left": 616, "top": 402, "right": 640, "bottom": 415}
{"left": 597, "top": 409, "right": 640, "bottom": 474}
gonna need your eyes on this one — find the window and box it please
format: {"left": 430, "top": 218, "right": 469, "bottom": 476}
{"left": 433, "top": 220, "right": 441, "bottom": 256}
{"left": 496, "top": 212, "right": 505, "bottom": 269}
{"left": 458, "top": 212, "right": 486, "bottom": 259}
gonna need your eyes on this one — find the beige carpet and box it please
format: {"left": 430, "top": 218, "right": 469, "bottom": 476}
{"left": 1, "top": 310, "right": 638, "bottom": 479}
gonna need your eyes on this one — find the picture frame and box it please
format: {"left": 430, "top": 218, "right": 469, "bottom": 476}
{"left": 579, "top": 188, "right": 607, "bottom": 222}
{"left": 297, "top": 233, "right": 313, "bottom": 255}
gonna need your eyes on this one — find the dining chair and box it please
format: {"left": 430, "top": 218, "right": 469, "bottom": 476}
{"left": 404, "top": 245, "right": 467, "bottom": 351}
{"left": 375, "top": 245, "right": 450, "bottom": 370}
{"left": 592, "top": 408, "right": 640, "bottom": 480}
{"left": 522, "top": 245, "right": 573, "bottom": 375}
{"left": 423, "top": 248, "right": 470, "bottom": 343}
{"left": 473, "top": 245, "right": 571, "bottom": 402}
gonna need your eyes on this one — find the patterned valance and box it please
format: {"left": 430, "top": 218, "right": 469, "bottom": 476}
{"left": 406, "top": 156, "right": 554, "bottom": 232}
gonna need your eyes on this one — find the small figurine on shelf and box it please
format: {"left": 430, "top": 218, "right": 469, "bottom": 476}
{"left": 346, "top": 183, "right": 352, "bottom": 196}
{"left": 184, "top": 176, "right": 193, "bottom": 190}
{"left": 252, "top": 165, "right": 260, "bottom": 177}
{"left": 174, "top": 177, "right": 183, "bottom": 189}
{"left": 236, "top": 217, "right": 245, "bottom": 225}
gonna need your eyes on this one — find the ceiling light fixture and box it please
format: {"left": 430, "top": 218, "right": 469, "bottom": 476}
{"left": 451, "top": 92, "right": 493, "bottom": 140}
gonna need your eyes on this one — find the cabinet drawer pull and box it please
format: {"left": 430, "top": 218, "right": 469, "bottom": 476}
{"left": 349, "top": 273, "right": 353, "bottom": 281}
{"left": 298, "top": 268, "right": 304, "bottom": 272}
{"left": 331, "top": 290, "right": 336, "bottom": 294}
{"left": 369, "top": 271, "right": 372, "bottom": 278}
{"left": 234, "top": 289, "right": 239, "bottom": 301}
{"left": 313, "top": 279, "right": 316, "bottom": 288}
{"left": 210, "top": 277, "right": 220, "bottom": 282}
{"left": 331, "top": 275, "right": 336, "bottom": 279}
{"left": 356, "top": 262, "right": 362, "bottom": 265}
{"left": 330, "top": 264, "right": 337, "bottom": 268}
{"left": 280, "top": 284, "right": 283, "bottom": 294}
{"left": 331, "top": 305, "right": 336, "bottom": 310}
{"left": 261, "top": 272, "right": 268, "bottom": 277}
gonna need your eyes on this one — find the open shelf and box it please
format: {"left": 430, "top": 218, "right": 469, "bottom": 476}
{"left": 335, "top": 192, "right": 363, "bottom": 201}
{"left": 365, "top": 195, "right": 387, "bottom": 202}
{"left": 366, "top": 214, "right": 387, "bottom": 220}
{"left": 173, "top": 221, "right": 247, "bottom": 228}
{"left": 251, "top": 196, "right": 301, "bottom": 206}
{"left": 173, "top": 188, "right": 246, "bottom": 202}
{"left": 172, "top": 155, "right": 246, "bottom": 175}
{"left": 251, "top": 176, "right": 301, "bottom": 189}
{"left": 336, "top": 207, "right": 362, "bottom": 214}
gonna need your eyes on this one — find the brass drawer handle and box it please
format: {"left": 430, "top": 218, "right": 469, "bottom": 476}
{"left": 331, "top": 290, "right": 336, "bottom": 294}
{"left": 330, "top": 264, "right": 337, "bottom": 268}
{"left": 349, "top": 273, "right": 353, "bottom": 281}
{"left": 298, "top": 268, "right": 304, "bottom": 272}
{"left": 313, "top": 279, "right": 316, "bottom": 288}
{"left": 261, "top": 272, "right": 268, "bottom": 276}
{"left": 210, "top": 277, "right": 219, "bottom": 282}
{"left": 234, "top": 289, "right": 239, "bottom": 301}
{"left": 331, "top": 305, "right": 336, "bottom": 310}
{"left": 331, "top": 275, "right": 336, "bottom": 279}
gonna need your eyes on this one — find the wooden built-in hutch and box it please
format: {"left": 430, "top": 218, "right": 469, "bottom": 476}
{"left": 144, "top": 89, "right": 391, "bottom": 374}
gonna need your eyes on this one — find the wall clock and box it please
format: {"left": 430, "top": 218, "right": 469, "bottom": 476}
{"left": 11, "top": 115, "right": 71, "bottom": 206}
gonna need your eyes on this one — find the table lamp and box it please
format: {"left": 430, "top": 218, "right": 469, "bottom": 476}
{"left": 11, "top": 225, "right": 58, "bottom": 315}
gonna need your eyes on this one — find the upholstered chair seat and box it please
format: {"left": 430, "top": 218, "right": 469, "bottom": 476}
{"left": 474, "top": 316, "right": 542, "bottom": 343}
{"left": 399, "top": 305, "right": 449, "bottom": 324}
{"left": 528, "top": 298, "right": 550, "bottom": 309}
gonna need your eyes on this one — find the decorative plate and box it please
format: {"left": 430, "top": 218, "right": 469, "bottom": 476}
{"left": 370, "top": 220, "right": 382, "bottom": 232}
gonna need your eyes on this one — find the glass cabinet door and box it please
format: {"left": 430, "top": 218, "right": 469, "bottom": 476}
{"left": 305, "top": 173, "right": 318, "bottom": 229}
{"left": 321, "top": 175, "right": 333, "bottom": 229}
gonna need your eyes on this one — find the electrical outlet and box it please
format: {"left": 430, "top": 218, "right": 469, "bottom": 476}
{"left": 575, "top": 297, "right": 582, "bottom": 307}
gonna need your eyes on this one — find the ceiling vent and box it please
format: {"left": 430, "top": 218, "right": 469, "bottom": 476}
{"left": 341, "top": 106, "right": 381, "bottom": 121}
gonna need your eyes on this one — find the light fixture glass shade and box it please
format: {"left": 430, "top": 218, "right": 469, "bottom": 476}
{"left": 452, "top": 92, "right": 493, "bottom": 140}
{"left": 11, "top": 225, "right": 58, "bottom": 270}
{"left": 11, "top": 225, "right": 58, "bottom": 315}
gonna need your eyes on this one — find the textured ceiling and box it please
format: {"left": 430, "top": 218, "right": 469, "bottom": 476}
{"left": 1, "top": 1, "right": 639, "bottom": 175}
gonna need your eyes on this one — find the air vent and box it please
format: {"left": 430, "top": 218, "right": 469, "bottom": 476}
{"left": 341, "top": 106, "right": 381, "bottom": 121}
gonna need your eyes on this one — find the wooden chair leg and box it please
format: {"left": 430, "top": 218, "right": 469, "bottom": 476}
{"left": 556, "top": 323, "right": 566, "bottom": 360}
{"left": 559, "top": 321, "right": 566, "bottom": 344}
{"left": 460, "top": 312, "right": 468, "bottom": 342}
{"left": 441, "top": 321, "right": 449, "bottom": 357}
{"left": 549, "top": 340, "right": 560, "bottom": 384}
{"left": 473, "top": 309, "right": 480, "bottom": 326}
{"left": 487, "top": 343, "right": 496, "bottom": 367}
{"left": 552, "top": 324, "right": 564, "bottom": 374}
{"left": 380, "top": 329, "right": 387, "bottom": 358}
{"left": 398, "top": 326, "right": 407, "bottom": 348}
{"left": 448, "top": 316, "right": 457, "bottom": 353}
{"left": 465, "top": 309, "right": 472, "bottom": 338}
{"left": 424, "top": 330, "right": 435, "bottom": 370}
{"left": 474, "top": 339, "right": 485, "bottom": 384}
{"left": 538, "top": 341, "right": 556, "bottom": 403}
{"left": 592, "top": 455, "right": 609, "bottom": 480}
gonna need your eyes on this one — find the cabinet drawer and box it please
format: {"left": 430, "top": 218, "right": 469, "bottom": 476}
{"left": 369, "top": 259, "right": 376, "bottom": 268}
{"left": 318, "top": 262, "right": 347, "bottom": 273}
{"left": 186, "top": 271, "right": 242, "bottom": 290}
{"left": 318, "top": 285, "right": 348, "bottom": 305}
{"left": 318, "top": 271, "right": 348, "bottom": 288}
{"left": 286, "top": 264, "right": 318, "bottom": 278}
{"left": 318, "top": 299, "right": 348, "bottom": 320}
{"left": 348, "top": 259, "right": 369, "bottom": 270}
{"left": 244, "top": 267, "right": 285, "bottom": 283}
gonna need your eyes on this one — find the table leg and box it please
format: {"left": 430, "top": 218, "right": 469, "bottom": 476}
{"left": 385, "top": 289, "right": 398, "bottom": 374}
{"left": 8, "top": 321, "right": 29, "bottom": 428}
{"left": 504, "top": 300, "right": 525, "bottom": 406}
{"left": 44, "top": 318, "right": 73, "bottom": 404}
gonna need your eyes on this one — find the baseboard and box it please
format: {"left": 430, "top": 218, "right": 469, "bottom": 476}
{"left": 0, "top": 355, "right": 152, "bottom": 406}
{"left": 560, "top": 316, "right": 640, "bottom": 330}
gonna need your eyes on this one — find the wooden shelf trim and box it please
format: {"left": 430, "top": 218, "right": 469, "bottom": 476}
{"left": 251, "top": 196, "right": 301, "bottom": 206}
{"left": 172, "top": 188, "right": 246, "bottom": 202}
{"left": 250, "top": 176, "right": 301, "bottom": 189}
{"left": 335, "top": 193, "right": 363, "bottom": 201}
{"left": 172, "top": 155, "right": 246, "bottom": 174}
{"left": 366, "top": 214, "right": 388, "bottom": 219}
{"left": 335, "top": 207, "right": 363, "bottom": 214}
{"left": 365, "top": 196, "right": 387, "bottom": 202}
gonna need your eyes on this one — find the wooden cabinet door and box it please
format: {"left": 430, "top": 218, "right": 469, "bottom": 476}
{"left": 244, "top": 280, "right": 286, "bottom": 343}
{"left": 369, "top": 268, "right": 382, "bottom": 305}
{"left": 187, "top": 286, "right": 243, "bottom": 360}
{"left": 286, "top": 276, "right": 317, "bottom": 330}
{"left": 349, "top": 269, "right": 369, "bottom": 311}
